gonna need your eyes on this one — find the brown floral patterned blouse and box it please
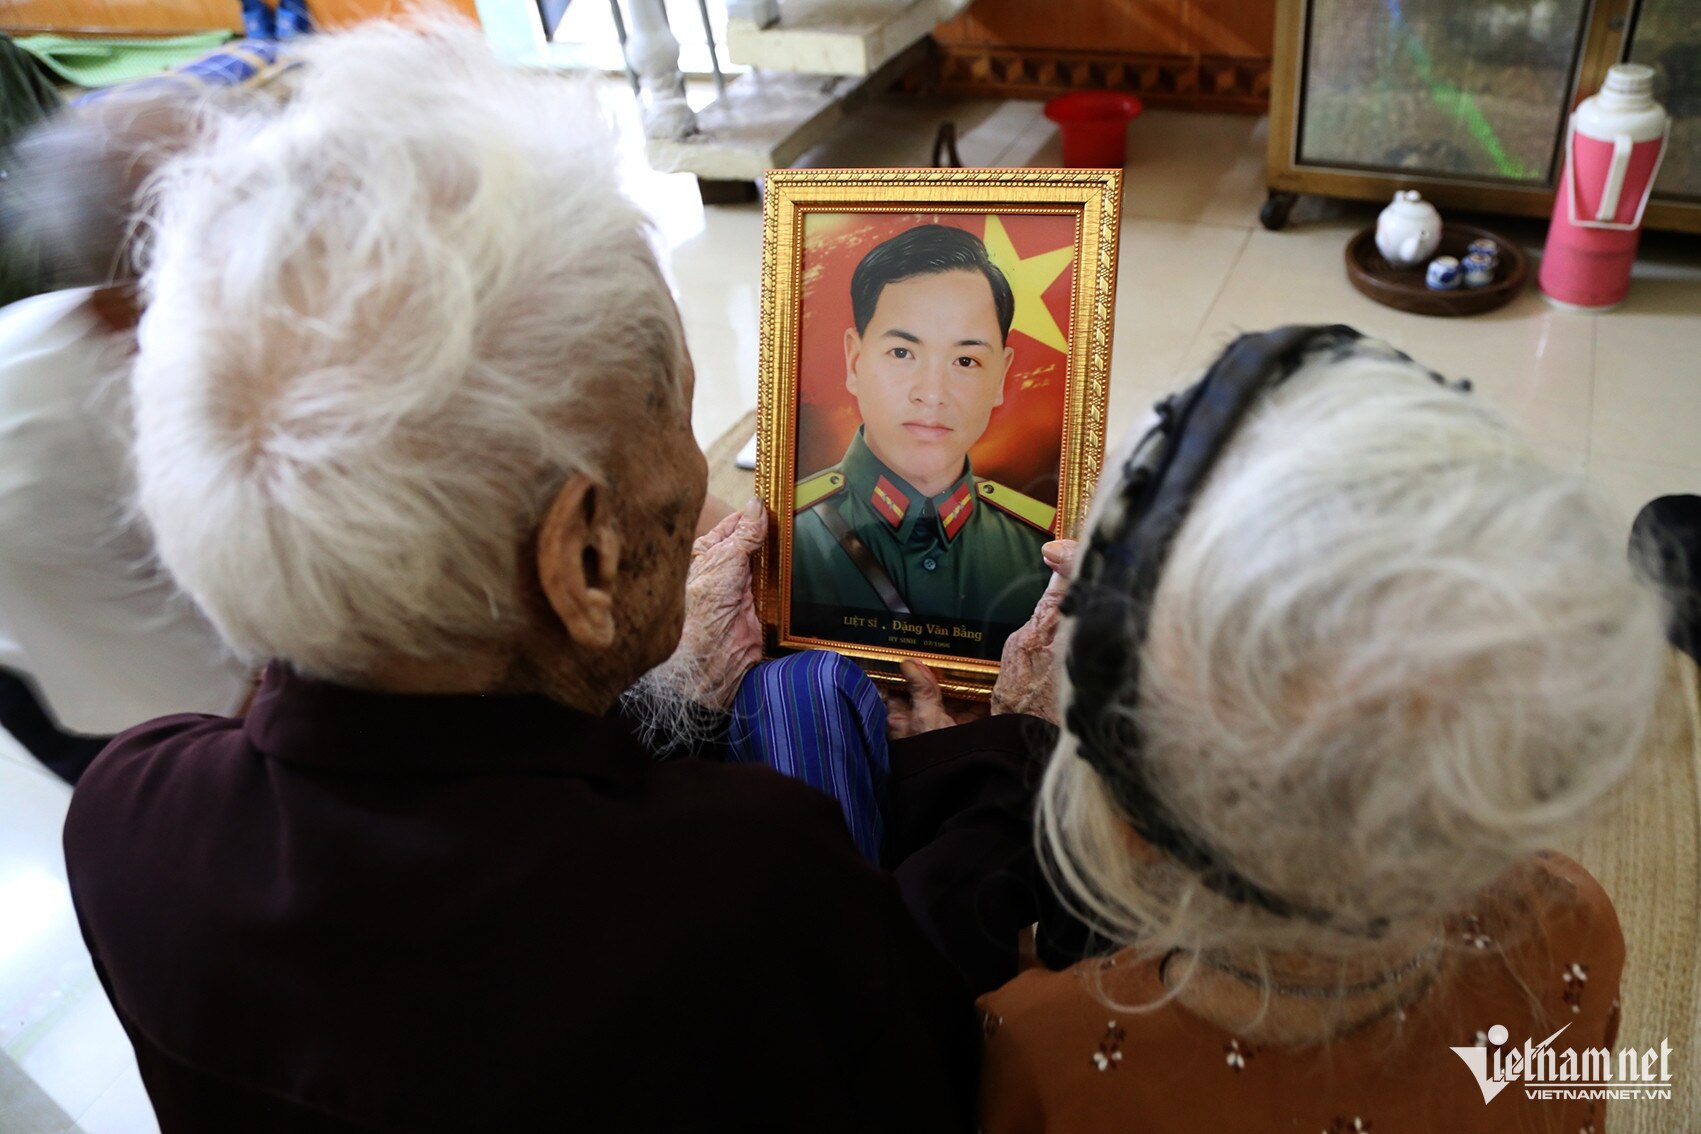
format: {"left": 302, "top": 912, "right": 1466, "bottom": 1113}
{"left": 979, "top": 853, "right": 1623, "bottom": 1134}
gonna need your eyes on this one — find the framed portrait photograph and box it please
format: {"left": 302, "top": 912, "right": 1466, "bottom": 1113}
{"left": 754, "top": 168, "right": 1121, "bottom": 699}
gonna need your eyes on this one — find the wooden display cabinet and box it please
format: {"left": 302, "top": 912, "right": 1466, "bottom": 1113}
{"left": 1264, "top": 0, "right": 1701, "bottom": 234}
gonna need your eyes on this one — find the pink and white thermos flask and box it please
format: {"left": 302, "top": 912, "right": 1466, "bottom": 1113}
{"left": 1539, "top": 64, "right": 1669, "bottom": 310}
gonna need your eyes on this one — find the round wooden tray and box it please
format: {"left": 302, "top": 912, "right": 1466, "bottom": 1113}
{"left": 1344, "top": 222, "right": 1527, "bottom": 317}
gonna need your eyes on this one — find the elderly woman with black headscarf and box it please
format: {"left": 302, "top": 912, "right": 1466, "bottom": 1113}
{"left": 976, "top": 327, "right": 1670, "bottom": 1133}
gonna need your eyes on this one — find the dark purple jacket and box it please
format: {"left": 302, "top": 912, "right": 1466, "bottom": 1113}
{"left": 64, "top": 667, "right": 1055, "bottom": 1133}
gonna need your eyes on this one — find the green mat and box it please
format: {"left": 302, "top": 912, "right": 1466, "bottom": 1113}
{"left": 13, "top": 31, "right": 233, "bottom": 88}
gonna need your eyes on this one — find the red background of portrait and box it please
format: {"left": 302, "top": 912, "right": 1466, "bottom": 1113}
{"left": 793, "top": 211, "right": 1076, "bottom": 508}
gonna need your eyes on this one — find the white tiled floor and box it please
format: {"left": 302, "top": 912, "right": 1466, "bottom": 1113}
{"left": 0, "top": 731, "right": 145, "bottom": 1133}
{"left": 2, "top": 87, "right": 1698, "bottom": 1133}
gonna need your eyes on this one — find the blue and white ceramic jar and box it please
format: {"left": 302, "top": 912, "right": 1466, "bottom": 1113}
{"left": 1466, "top": 238, "right": 1500, "bottom": 267}
{"left": 1426, "top": 256, "right": 1462, "bottom": 290}
{"left": 1463, "top": 251, "right": 1497, "bottom": 288}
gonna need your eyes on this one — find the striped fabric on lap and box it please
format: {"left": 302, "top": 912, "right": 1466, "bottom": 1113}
{"left": 728, "top": 651, "right": 890, "bottom": 864}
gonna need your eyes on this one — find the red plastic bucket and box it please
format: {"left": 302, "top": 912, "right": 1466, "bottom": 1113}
{"left": 1044, "top": 92, "right": 1143, "bottom": 168}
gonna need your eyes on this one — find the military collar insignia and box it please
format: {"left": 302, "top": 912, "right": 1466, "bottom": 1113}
{"left": 833, "top": 428, "right": 986, "bottom": 535}
{"left": 940, "top": 482, "right": 975, "bottom": 543}
{"left": 871, "top": 475, "right": 909, "bottom": 528}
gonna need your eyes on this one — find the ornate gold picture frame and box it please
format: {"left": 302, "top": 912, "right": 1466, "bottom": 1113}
{"left": 755, "top": 168, "right": 1120, "bottom": 700}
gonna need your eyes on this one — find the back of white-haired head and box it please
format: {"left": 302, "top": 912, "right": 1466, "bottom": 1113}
{"left": 1040, "top": 340, "right": 1666, "bottom": 966}
{"left": 133, "top": 18, "right": 686, "bottom": 679}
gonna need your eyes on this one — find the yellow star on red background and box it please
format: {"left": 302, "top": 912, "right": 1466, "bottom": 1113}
{"left": 981, "top": 215, "right": 1074, "bottom": 354}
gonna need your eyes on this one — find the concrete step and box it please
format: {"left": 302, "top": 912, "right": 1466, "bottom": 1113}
{"left": 646, "top": 69, "right": 866, "bottom": 181}
{"left": 725, "top": 0, "right": 973, "bottom": 77}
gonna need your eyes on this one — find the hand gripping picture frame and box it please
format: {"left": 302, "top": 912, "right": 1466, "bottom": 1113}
{"left": 755, "top": 168, "right": 1121, "bottom": 699}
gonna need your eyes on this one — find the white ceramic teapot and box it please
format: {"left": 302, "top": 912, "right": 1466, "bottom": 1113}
{"left": 1375, "top": 190, "right": 1443, "bottom": 266}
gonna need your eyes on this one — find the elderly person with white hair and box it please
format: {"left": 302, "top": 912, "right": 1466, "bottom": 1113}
{"left": 0, "top": 87, "right": 258, "bottom": 783}
{"left": 61, "top": 20, "right": 1079, "bottom": 1132}
{"left": 975, "top": 326, "right": 1669, "bottom": 1132}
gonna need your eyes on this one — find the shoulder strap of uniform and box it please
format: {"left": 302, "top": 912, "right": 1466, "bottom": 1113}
{"left": 795, "top": 467, "right": 847, "bottom": 513}
{"left": 810, "top": 501, "right": 911, "bottom": 615}
{"left": 975, "top": 479, "right": 1057, "bottom": 534}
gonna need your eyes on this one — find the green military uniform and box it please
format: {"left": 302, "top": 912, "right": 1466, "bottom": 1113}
{"left": 791, "top": 427, "right": 1055, "bottom": 661}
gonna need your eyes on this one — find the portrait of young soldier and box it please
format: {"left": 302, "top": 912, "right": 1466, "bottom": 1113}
{"left": 791, "top": 224, "right": 1055, "bottom": 660}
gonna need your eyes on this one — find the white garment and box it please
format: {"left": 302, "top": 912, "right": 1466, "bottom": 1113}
{"left": 0, "top": 288, "right": 248, "bottom": 734}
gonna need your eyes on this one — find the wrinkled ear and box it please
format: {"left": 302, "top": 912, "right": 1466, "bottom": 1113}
{"left": 537, "top": 474, "right": 620, "bottom": 649}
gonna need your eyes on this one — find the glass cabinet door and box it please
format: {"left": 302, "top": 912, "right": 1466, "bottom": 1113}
{"left": 1625, "top": 0, "right": 1701, "bottom": 202}
{"left": 1297, "top": 0, "right": 1591, "bottom": 184}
